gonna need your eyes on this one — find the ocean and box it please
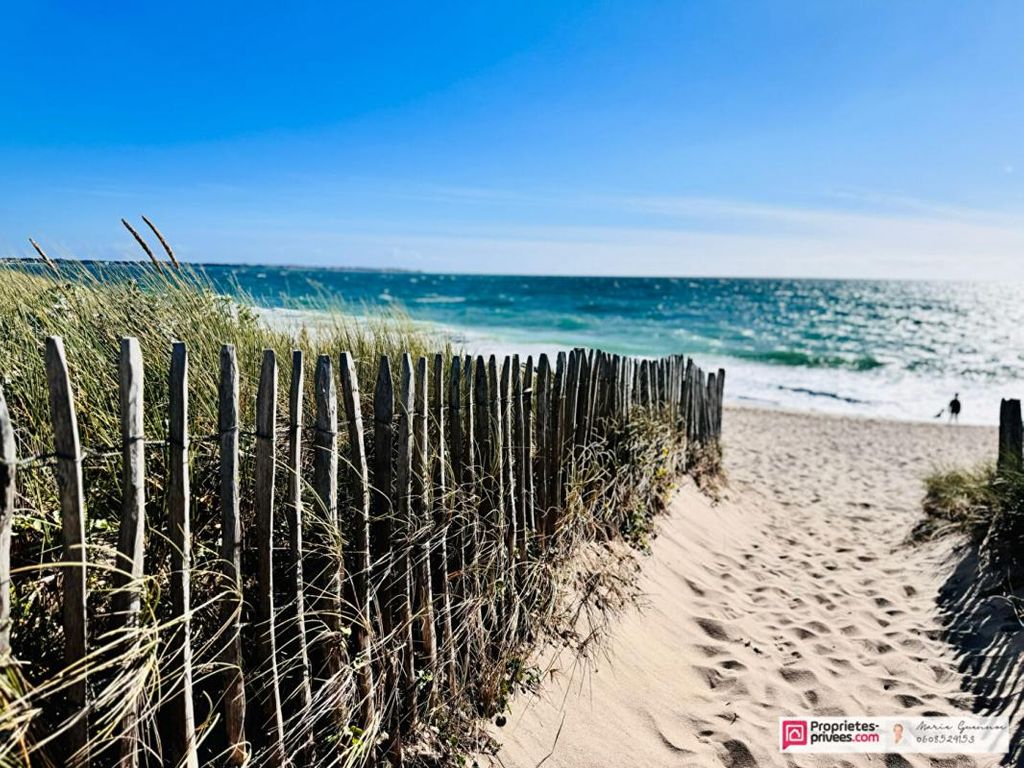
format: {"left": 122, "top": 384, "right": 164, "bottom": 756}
{"left": 26, "top": 261, "right": 1024, "bottom": 425}
{"left": 178, "top": 265, "right": 1020, "bottom": 426}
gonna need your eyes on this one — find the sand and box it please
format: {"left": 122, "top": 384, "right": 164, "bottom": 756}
{"left": 486, "top": 406, "right": 1016, "bottom": 768}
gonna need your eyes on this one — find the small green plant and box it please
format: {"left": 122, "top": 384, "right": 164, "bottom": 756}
{"left": 919, "top": 463, "right": 1000, "bottom": 541}
{"left": 920, "top": 463, "right": 1024, "bottom": 588}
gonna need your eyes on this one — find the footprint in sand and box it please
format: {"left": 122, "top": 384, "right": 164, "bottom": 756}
{"left": 718, "top": 659, "right": 747, "bottom": 671}
{"left": 696, "top": 618, "right": 732, "bottom": 642}
{"left": 720, "top": 739, "right": 758, "bottom": 768}
{"left": 779, "top": 667, "right": 817, "bottom": 685}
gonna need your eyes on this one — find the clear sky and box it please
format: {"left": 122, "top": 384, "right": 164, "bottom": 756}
{"left": 3, "top": 1, "right": 1023, "bottom": 277}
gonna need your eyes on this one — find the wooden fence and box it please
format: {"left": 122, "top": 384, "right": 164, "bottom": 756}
{"left": 0, "top": 338, "right": 724, "bottom": 767}
{"left": 998, "top": 398, "right": 1022, "bottom": 473}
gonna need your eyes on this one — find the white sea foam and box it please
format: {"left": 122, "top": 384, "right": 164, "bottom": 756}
{"left": 258, "top": 305, "right": 1006, "bottom": 426}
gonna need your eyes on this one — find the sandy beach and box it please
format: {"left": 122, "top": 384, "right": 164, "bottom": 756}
{"left": 488, "top": 406, "right": 1013, "bottom": 768}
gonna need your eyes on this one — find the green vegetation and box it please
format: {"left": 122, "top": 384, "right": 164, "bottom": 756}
{"left": 0, "top": 259, "right": 711, "bottom": 767}
{"left": 0, "top": 261, "right": 446, "bottom": 763}
{"left": 921, "top": 462, "right": 1024, "bottom": 583}
{"left": 921, "top": 463, "right": 1001, "bottom": 541}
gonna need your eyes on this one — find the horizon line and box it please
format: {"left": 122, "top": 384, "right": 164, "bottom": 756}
{"left": 0, "top": 254, "right": 1010, "bottom": 283}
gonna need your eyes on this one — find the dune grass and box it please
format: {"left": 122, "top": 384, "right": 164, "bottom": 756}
{"left": 920, "top": 463, "right": 1001, "bottom": 541}
{"left": 0, "top": 260, "right": 447, "bottom": 763}
{"left": 0, "top": 258, "right": 700, "bottom": 766}
{"left": 921, "top": 462, "right": 1024, "bottom": 588}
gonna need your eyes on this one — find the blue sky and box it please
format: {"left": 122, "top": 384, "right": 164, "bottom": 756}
{"left": 2, "top": 1, "right": 1023, "bottom": 277}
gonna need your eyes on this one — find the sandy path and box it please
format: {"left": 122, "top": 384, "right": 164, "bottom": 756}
{"left": 487, "top": 407, "right": 1001, "bottom": 768}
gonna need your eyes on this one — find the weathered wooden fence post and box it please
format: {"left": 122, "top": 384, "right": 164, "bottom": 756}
{"left": 430, "top": 354, "right": 457, "bottom": 696}
{"left": 114, "top": 338, "right": 145, "bottom": 768}
{"left": 716, "top": 368, "right": 726, "bottom": 439}
{"left": 488, "top": 357, "right": 505, "bottom": 561}
{"left": 114, "top": 338, "right": 145, "bottom": 624}
{"left": 44, "top": 336, "right": 90, "bottom": 766}
{"left": 998, "top": 398, "right": 1023, "bottom": 474}
{"left": 218, "top": 345, "right": 247, "bottom": 766}
{"left": 0, "top": 386, "right": 16, "bottom": 661}
{"left": 396, "top": 354, "right": 418, "bottom": 735}
{"left": 451, "top": 356, "right": 481, "bottom": 679}
{"left": 500, "top": 357, "right": 516, "bottom": 567}
{"left": 686, "top": 359, "right": 696, "bottom": 434}
{"left": 447, "top": 358, "right": 466, "bottom": 634}
{"left": 707, "top": 372, "right": 717, "bottom": 446}
{"left": 574, "top": 352, "right": 591, "bottom": 449}
{"left": 254, "top": 349, "right": 286, "bottom": 764}
{"left": 548, "top": 352, "right": 566, "bottom": 532}
{"left": 166, "top": 341, "right": 198, "bottom": 768}
{"left": 560, "top": 350, "right": 581, "bottom": 510}
{"left": 411, "top": 356, "right": 437, "bottom": 711}
{"left": 446, "top": 358, "right": 466, "bottom": 651}
{"left": 309, "top": 355, "right": 341, "bottom": 693}
{"left": 472, "top": 355, "right": 489, "bottom": 504}
{"left": 512, "top": 358, "right": 527, "bottom": 558}
{"left": 371, "top": 356, "right": 403, "bottom": 765}
{"left": 282, "top": 350, "right": 313, "bottom": 757}
{"left": 522, "top": 356, "right": 535, "bottom": 537}
{"left": 339, "top": 351, "right": 375, "bottom": 727}
{"left": 534, "top": 355, "right": 550, "bottom": 538}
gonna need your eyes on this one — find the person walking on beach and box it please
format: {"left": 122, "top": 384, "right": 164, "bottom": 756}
{"left": 948, "top": 393, "right": 961, "bottom": 423}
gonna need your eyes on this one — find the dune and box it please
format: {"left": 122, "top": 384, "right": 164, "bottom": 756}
{"left": 486, "top": 406, "right": 1013, "bottom": 768}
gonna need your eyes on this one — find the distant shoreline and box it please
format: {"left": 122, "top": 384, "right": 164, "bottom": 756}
{"left": 1, "top": 255, "right": 1012, "bottom": 283}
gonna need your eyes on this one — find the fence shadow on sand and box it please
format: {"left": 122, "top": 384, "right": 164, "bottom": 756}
{"left": 935, "top": 543, "right": 1024, "bottom": 766}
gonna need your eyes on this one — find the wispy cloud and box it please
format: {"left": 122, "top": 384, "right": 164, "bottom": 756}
{"left": 264, "top": 189, "right": 1024, "bottom": 278}
{"left": 7, "top": 177, "right": 1024, "bottom": 278}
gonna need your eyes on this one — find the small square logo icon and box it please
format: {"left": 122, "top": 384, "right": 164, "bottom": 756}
{"left": 782, "top": 720, "right": 808, "bottom": 751}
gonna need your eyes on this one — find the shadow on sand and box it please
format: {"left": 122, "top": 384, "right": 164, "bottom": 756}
{"left": 935, "top": 543, "right": 1024, "bottom": 766}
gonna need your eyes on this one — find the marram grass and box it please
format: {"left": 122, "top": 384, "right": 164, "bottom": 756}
{"left": 0, "top": 259, "right": 700, "bottom": 767}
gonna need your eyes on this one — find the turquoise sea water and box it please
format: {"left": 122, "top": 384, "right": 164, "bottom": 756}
{"left": 23, "top": 262, "right": 1024, "bottom": 424}
{"left": 192, "top": 265, "right": 1023, "bottom": 426}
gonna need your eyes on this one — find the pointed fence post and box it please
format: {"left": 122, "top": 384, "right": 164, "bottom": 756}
{"left": 998, "top": 398, "right": 1023, "bottom": 474}
{"left": 500, "top": 357, "right": 516, "bottom": 568}
{"left": 522, "top": 356, "right": 535, "bottom": 537}
{"left": 449, "top": 357, "right": 477, "bottom": 677}
{"left": 512, "top": 357, "right": 527, "bottom": 557}
{"left": 165, "top": 342, "right": 198, "bottom": 768}
{"left": 560, "top": 350, "right": 581, "bottom": 510}
{"left": 310, "top": 354, "right": 342, "bottom": 695}
{"left": 473, "top": 357, "right": 490, "bottom": 506}
{"left": 371, "top": 356, "right": 403, "bottom": 765}
{"left": 395, "top": 354, "right": 418, "bottom": 734}
{"left": 282, "top": 350, "right": 313, "bottom": 757}
{"left": 574, "top": 352, "right": 591, "bottom": 448}
{"left": 716, "top": 368, "right": 726, "bottom": 440}
{"left": 114, "top": 338, "right": 145, "bottom": 768}
{"left": 411, "top": 357, "right": 437, "bottom": 711}
{"left": 218, "top": 345, "right": 247, "bottom": 766}
{"left": 430, "top": 354, "right": 457, "bottom": 696}
{"left": 339, "top": 352, "right": 375, "bottom": 727}
{"left": 462, "top": 355, "right": 475, "bottom": 484}
{"left": 534, "top": 355, "right": 550, "bottom": 539}
{"left": 254, "top": 350, "right": 286, "bottom": 764}
{"left": 44, "top": 336, "right": 90, "bottom": 766}
{"left": 548, "top": 352, "right": 566, "bottom": 533}
{"left": 0, "top": 386, "right": 16, "bottom": 660}
{"left": 114, "top": 338, "right": 145, "bottom": 623}
{"left": 487, "top": 356, "right": 505, "bottom": 566}
{"left": 446, "top": 358, "right": 465, "bottom": 603}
